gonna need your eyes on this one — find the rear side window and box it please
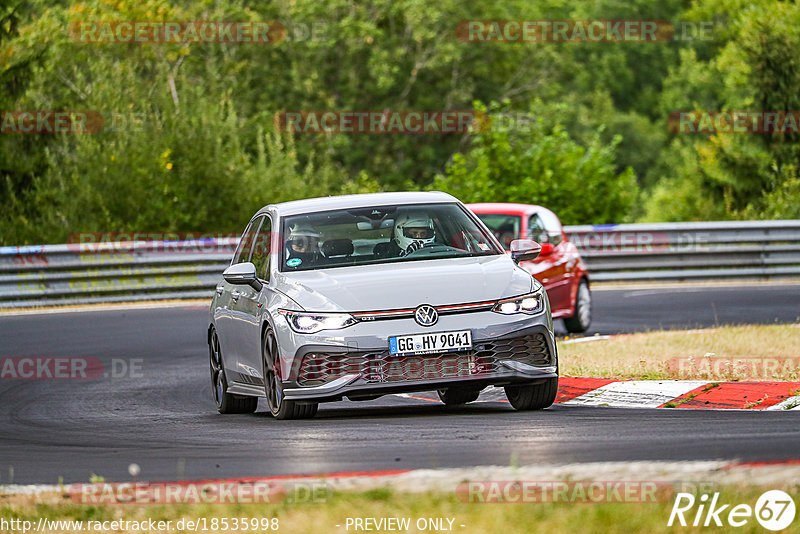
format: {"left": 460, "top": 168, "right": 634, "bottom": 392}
{"left": 232, "top": 216, "right": 263, "bottom": 265}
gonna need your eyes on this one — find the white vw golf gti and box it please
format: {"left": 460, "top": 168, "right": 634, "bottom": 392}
{"left": 208, "top": 192, "right": 558, "bottom": 419}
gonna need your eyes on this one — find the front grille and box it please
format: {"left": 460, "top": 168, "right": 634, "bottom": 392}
{"left": 296, "top": 351, "right": 491, "bottom": 386}
{"left": 295, "top": 333, "right": 552, "bottom": 387}
{"left": 474, "top": 334, "right": 551, "bottom": 368}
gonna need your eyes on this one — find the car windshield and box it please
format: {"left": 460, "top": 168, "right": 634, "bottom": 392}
{"left": 280, "top": 202, "right": 503, "bottom": 272}
{"left": 474, "top": 213, "right": 521, "bottom": 249}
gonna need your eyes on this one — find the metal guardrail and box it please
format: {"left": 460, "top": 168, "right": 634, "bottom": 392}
{"left": 565, "top": 220, "right": 800, "bottom": 282}
{"left": 0, "top": 240, "right": 236, "bottom": 308}
{"left": 0, "top": 220, "right": 798, "bottom": 308}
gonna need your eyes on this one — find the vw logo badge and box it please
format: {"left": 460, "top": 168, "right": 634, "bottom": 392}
{"left": 414, "top": 305, "right": 438, "bottom": 327}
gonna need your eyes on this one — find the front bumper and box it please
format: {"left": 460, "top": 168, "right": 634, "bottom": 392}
{"left": 280, "top": 323, "right": 557, "bottom": 403}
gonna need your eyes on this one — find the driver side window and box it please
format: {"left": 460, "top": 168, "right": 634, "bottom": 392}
{"left": 528, "top": 214, "right": 548, "bottom": 244}
{"left": 529, "top": 212, "right": 563, "bottom": 246}
{"left": 232, "top": 216, "right": 263, "bottom": 265}
{"left": 250, "top": 217, "right": 272, "bottom": 280}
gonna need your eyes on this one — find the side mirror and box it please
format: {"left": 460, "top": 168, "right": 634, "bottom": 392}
{"left": 539, "top": 243, "right": 555, "bottom": 256}
{"left": 223, "top": 262, "right": 263, "bottom": 292}
{"left": 510, "top": 239, "right": 542, "bottom": 264}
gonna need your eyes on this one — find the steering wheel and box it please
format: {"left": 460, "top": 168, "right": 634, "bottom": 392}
{"left": 404, "top": 242, "right": 451, "bottom": 257}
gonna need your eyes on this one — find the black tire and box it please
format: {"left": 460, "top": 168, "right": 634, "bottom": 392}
{"left": 209, "top": 327, "right": 258, "bottom": 414}
{"left": 263, "top": 327, "right": 318, "bottom": 420}
{"left": 504, "top": 377, "right": 558, "bottom": 411}
{"left": 437, "top": 388, "right": 481, "bottom": 406}
{"left": 564, "top": 279, "right": 591, "bottom": 333}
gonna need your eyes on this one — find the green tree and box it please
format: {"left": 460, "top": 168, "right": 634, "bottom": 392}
{"left": 645, "top": 0, "right": 800, "bottom": 221}
{"left": 0, "top": 0, "right": 375, "bottom": 243}
{"left": 434, "top": 103, "right": 638, "bottom": 225}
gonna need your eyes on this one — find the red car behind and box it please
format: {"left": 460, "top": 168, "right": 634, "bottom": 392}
{"left": 468, "top": 203, "right": 591, "bottom": 333}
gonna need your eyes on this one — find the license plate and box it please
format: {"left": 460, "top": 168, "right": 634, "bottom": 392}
{"left": 388, "top": 330, "right": 472, "bottom": 356}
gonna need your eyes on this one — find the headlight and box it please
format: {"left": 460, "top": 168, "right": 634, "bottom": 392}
{"left": 492, "top": 292, "right": 545, "bottom": 315}
{"left": 278, "top": 310, "right": 357, "bottom": 334}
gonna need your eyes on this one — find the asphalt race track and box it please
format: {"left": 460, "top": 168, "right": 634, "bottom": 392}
{"left": 1, "top": 284, "right": 799, "bottom": 484}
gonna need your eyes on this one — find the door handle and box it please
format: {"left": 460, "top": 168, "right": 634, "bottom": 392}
{"left": 231, "top": 290, "right": 240, "bottom": 300}
{"left": 216, "top": 286, "right": 224, "bottom": 296}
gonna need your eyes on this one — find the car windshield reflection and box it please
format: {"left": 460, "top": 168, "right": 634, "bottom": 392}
{"left": 280, "top": 202, "right": 502, "bottom": 272}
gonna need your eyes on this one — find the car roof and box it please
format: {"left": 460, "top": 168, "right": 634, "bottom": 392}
{"left": 467, "top": 202, "right": 543, "bottom": 216}
{"left": 263, "top": 191, "right": 460, "bottom": 217}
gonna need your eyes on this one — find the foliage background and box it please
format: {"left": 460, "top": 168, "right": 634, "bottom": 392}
{"left": 1, "top": 0, "right": 798, "bottom": 244}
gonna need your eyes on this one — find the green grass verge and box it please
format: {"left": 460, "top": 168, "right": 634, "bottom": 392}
{"left": 558, "top": 324, "right": 800, "bottom": 380}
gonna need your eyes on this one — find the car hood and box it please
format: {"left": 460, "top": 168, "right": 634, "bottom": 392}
{"left": 273, "top": 254, "right": 535, "bottom": 312}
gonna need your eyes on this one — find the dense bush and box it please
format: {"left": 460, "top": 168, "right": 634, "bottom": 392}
{"left": 434, "top": 103, "right": 637, "bottom": 225}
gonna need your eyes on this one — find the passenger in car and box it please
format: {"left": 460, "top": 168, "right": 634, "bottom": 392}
{"left": 285, "top": 224, "right": 321, "bottom": 267}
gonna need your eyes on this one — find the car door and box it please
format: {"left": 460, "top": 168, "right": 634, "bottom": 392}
{"left": 235, "top": 214, "right": 274, "bottom": 386}
{"left": 217, "top": 216, "right": 262, "bottom": 381}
